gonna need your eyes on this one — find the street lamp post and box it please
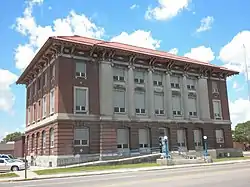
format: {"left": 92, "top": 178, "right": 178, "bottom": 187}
{"left": 203, "top": 136, "right": 208, "bottom": 157}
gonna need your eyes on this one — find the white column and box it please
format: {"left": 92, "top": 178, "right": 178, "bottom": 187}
{"left": 99, "top": 61, "right": 113, "bottom": 116}
{"left": 198, "top": 77, "right": 211, "bottom": 120}
{"left": 164, "top": 72, "right": 172, "bottom": 119}
{"left": 128, "top": 66, "right": 135, "bottom": 117}
{"left": 182, "top": 74, "right": 189, "bottom": 119}
{"left": 147, "top": 69, "right": 154, "bottom": 118}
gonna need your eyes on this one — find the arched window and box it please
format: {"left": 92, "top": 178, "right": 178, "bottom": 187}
{"left": 42, "top": 131, "right": 46, "bottom": 148}
{"left": 50, "top": 128, "right": 54, "bottom": 148}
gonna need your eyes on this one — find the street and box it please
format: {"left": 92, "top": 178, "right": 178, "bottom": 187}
{"left": 1, "top": 163, "right": 250, "bottom": 187}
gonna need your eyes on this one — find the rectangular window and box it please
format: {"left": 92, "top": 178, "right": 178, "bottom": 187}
{"left": 75, "top": 87, "right": 88, "bottom": 114}
{"left": 187, "top": 78, "right": 196, "bottom": 90}
{"left": 113, "top": 89, "right": 126, "bottom": 113}
{"left": 44, "top": 72, "right": 47, "bottom": 86}
{"left": 51, "top": 64, "right": 56, "bottom": 78}
{"left": 177, "top": 129, "right": 186, "bottom": 147}
{"left": 113, "top": 68, "right": 125, "bottom": 82}
{"left": 134, "top": 71, "right": 145, "bottom": 84}
{"left": 188, "top": 98, "right": 197, "bottom": 117}
{"left": 213, "top": 100, "right": 222, "bottom": 119}
{"left": 216, "top": 129, "right": 224, "bottom": 143}
{"left": 37, "top": 100, "right": 41, "bottom": 121}
{"left": 37, "top": 78, "right": 41, "bottom": 90}
{"left": 75, "top": 61, "right": 86, "bottom": 78}
{"left": 212, "top": 81, "right": 219, "bottom": 93}
{"left": 153, "top": 73, "right": 163, "bottom": 86}
{"left": 33, "top": 104, "right": 36, "bottom": 122}
{"left": 139, "top": 129, "right": 150, "bottom": 148}
{"left": 50, "top": 89, "right": 55, "bottom": 114}
{"left": 135, "top": 91, "right": 146, "bottom": 114}
{"left": 170, "top": 76, "right": 180, "bottom": 89}
{"left": 42, "top": 96, "right": 47, "bottom": 118}
{"left": 193, "top": 129, "right": 202, "bottom": 146}
{"left": 74, "top": 128, "right": 89, "bottom": 146}
{"left": 28, "top": 107, "right": 31, "bottom": 124}
{"left": 154, "top": 93, "right": 164, "bottom": 115}
{"left": 117, "top": 129, "right": 129, "bottom": 149}
{"left": 172, "top": 95, "right": 182, "bottom": 116}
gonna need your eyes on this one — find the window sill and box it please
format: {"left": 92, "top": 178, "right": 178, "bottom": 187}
{"left": 73, "top": 145, "right": 89, "bottom": 147}
{"left": 114, "top": 112, "right": 127, "bottom": 115}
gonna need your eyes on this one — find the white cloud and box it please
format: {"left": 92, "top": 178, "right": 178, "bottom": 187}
{"left": 110, "top": 30, "right": 161, "bottom": 50}
{"left": 219, "top": 31, "right": 250, "bottom": 79}
{"left": 229, "top": 98, "right": 250, "bottom": 128}
{"left": 233, "top": 81, "right": 238, "bottom": 89}
{"left": 14, "top": 1, "right": 105, "bottom": 70}
{"left": 184, "top": 46, "right": 215, "bottom": 62}
{"left": 130, "top": 4, "right": 139, "bottom": 10}
{"left": 196, "top": 16, "right": 214, "bottom": 33}
{"left": 169, "top": 48, "right": 178, "bottom": 55}
{"left": 145, "top": 0, "right": 191, "bottom": 21}
{"left": 48, "top": 6, "right": 52, "bottom": 10}
{"left": 0, "top": 69, "right": 18, "bottom": 113}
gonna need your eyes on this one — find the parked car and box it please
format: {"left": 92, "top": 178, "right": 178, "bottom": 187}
{"left": 0, "top": 158, "right": 26, "bottom": 171}
{"left": 0, "top": 154, "right": 27, "bottom": 163}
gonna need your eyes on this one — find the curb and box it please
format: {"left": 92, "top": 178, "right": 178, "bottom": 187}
{"left": 2, "top": 159, "right": 250, "bottom": 182}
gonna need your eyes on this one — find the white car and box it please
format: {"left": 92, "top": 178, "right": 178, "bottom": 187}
{"left": 0, "top": 158, "right": 26, "bottom": 171}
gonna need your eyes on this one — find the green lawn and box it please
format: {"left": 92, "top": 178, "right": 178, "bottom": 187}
{"left": 0, "top": 172, "right": 19, "bottom": 178}
{"left": 213, "top": 156, "right": 250, "bottom": 162}
{"left": 34, "top": 163, "right": 160, "bottom": 175}
{"left": 34, "top": 156, "right": 250, "bottom": 176}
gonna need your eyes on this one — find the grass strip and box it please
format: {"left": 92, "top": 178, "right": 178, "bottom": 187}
{"left": 34, "top": 163, "right": 159, "bottom": 175}
{"left": 0, "top": 173, "right": 19, "bottom": 178}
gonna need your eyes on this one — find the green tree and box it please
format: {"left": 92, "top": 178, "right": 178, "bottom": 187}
{"left": 233, "top": 121, "right": 250, "bottom": 143}
{"left": 1, "top": 132, "right": 24, "bottom": 143}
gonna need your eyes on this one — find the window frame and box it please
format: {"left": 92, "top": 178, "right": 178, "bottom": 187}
{"left": 42, "top": 131, "right": 46, "bottom": 149}
{"left": 215, "top": 129, "right": 225, "bottom": 143}
{"left": 50, "top": 89, "right": 55, "bottom": 115}
{"left": 154, "top": 92, "right": 164, "bottom": 115}
{"left": 50, "top": 128, "right": 54, "bottom": 148}
{"left": 135, "top": 91, "right": 146, "bottom": 115}
{"left": 172, "top": 95, "right": 182, "bottom": 116}
{"left": 73, "top": 128, "right": 90, "bottom": 147}
{"left": 74, "top": 86, "right": 89, "bottom": 114}
{"left": 113, "top": 88, "right": 126, "bottom": 114}
{"left": 42, "top": 95, "right": 47, "bottom": 118}
{"left": 75, "top": 60, "right": 87, "bottom": 79}
{"left": 212, "top": 99, "right": 222, "bottom": 119}
{"left": 113, "top": 67, "right": 126, "bottom": 82}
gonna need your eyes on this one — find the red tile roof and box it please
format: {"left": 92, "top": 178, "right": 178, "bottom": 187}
{"left": 52, "top": 35, "right": 238, "bottom": 74}
{"left": 17, "top": 35, "right": 239, "bottom": 84}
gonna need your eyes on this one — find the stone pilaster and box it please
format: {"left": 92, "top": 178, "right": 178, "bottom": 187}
{"left": 127, "top": 66, "right": 135, "bottom": 117}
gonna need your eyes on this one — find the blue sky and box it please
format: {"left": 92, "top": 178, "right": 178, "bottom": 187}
{"left": 1, "top": 0, "right": 250, "bottom": 139}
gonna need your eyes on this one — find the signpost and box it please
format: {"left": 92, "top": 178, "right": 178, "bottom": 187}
{"left": 203, "top": 136, "right": 208, "bottom": 157}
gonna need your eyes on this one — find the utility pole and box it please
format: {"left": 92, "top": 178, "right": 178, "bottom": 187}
{"left": 243, "top": 44, "right": 250, "bottom": 101}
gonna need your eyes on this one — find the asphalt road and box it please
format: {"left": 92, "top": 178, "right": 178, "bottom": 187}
{"left": 1, "top": 163, "right": 250, "bottom": 187}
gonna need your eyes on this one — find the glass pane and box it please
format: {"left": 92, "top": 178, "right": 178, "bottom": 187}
{"left": 154, "top": 93, "right": 164, "bottom": 109}
{"left": 213, "top": 101, "right": 219, "bottom": 113}
{"left": 134, "top": 71, "right": 144, "bottom": 79}
{"left": 117, "top": 129, "right": 128, "bottom": 144}
{"left": 74, "top": 128, "right": 89, "bottom": 140}
{"left": 113, "top": 68, "right": 124, "bottom": 77}
{"left": 188, "top": 98, "right": 196, "bottom": 112}
{"left": 113, "top": 90, "right": 125, "bottom": 107}
{"left": 153, "top": 73, "right": 162, "bottom": 82}
{"left": 171, "top": 76, "right": 179, "bottom": 84}
{"left": 76, "top": 62, "right": 86, "bottom": 73}
{"left": 76, "top": 89, "right": 86, "bottom": 106}
{"left": 139, "top": 129, "right": 149, "bottom": 144}
{"left": 172, "top": 96, "right": 181, "bottom": 111}
{"left": 135, "top": 92, "right": 145, "bottom": 109}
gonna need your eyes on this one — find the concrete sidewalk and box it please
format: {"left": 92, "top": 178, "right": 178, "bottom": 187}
{"left": 1, "top": 159, "right": 250, "bottom": 182}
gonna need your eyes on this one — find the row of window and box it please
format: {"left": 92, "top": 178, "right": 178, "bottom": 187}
{"left": 27, "top": 64, "right": 56, "bottom": 99}
{"left": 27, "top": 89, "right": 55, "bottom": 124}
{"left": 74, "top": 85, "right": 222, "bottom": 118}
{"left": 73, "top": 128, "right": 225, "bottom": 149}
{"left": 27, "top": 128, "right": 54, "bottom": 151}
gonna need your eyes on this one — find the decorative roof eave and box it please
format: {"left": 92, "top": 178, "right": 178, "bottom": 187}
{"left": 16, "top": 37, "right": 54, "bottom": 85}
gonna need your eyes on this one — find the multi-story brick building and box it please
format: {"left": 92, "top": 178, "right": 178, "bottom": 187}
{"left": 16, "top": 36, "right": 238, "bottom": 167}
